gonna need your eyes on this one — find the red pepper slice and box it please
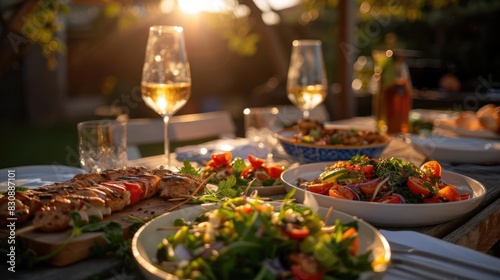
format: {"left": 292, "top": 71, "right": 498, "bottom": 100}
{"left": 209, "top": 152, "right": 232, "bottom": 167}
{"left": 248, "top": 154, "right": 265, "bottom": 169}
{"left": 123, "top": 182, "right": 142, "bottom": 205}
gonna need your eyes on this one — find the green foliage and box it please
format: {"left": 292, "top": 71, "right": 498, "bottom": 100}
{"left": 21, "top": 0, "right": 69, "bottom": 70}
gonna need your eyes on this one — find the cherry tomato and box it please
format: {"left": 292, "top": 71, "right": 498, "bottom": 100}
{"left": 435, "top": 185, "right": 460, "bottom": 202}
{"left": 423, "top": 197, "right": 441, "bottom": 203}
{"left": 363, "top": 165, "right": 375, "bottom": 179}
{"left": 254, "top": 169, "right": 270, "bottom": 182}
{"left": 240, "top": 165, "right": 253, "bottom": 179}
{"left": 421, "top": 160, "right": 442, "bottom": 181}
{"left": 237, "top": 203, "right": 253, "bottom": 214}
{"left": 358, "top": 180, "right": 380, "bottom": 195}
{"left": 209, "top": 152, "right": 232, "bottom": 167}
{"left": 307, "top": 183, "right": 332, "bottom": 195}
{"left": 407, "top": 176, "right": 434, "bottom": 197}
{"left": 266, "top": 165, "right": 285, "bottom": 179}
{"left": 248, "top": 154, "right": 265, "bottom": 169}
{"left": 359, "top": 185, "right": 375, "bottom": 195}
{"left": 290, "top": 254, "right": 324, "bottom": 280}
{"left": 328, "top": 185, "right": 354, "bottom": 200}
{"left": 374, "top": 195, "right": 401, "bottom": 204}
{"left": 283, "top": 224, "right": 310, "bottom": 240}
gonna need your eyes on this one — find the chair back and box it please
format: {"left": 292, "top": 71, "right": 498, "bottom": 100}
{"left": 124, "top": 111, "right": 236, "bottom": 159}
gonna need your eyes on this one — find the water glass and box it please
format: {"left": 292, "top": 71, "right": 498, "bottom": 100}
{"left": 243, "top": 107, "right": 282, "bottom": 161}
{"left": 78, "top": 120, "right": 127, "bottom": 173}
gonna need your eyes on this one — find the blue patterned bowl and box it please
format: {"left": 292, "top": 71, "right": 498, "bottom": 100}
{"left": 277, "top": 130, "right": 390, "bottom": 164}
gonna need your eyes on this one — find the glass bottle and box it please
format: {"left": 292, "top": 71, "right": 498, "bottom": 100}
{"left": 371, "top": 49, "right": 413, "bottom": 135}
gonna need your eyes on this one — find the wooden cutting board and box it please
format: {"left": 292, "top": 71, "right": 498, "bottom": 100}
{"left": 14, "top": 197, "right": 188, "bottom": 266}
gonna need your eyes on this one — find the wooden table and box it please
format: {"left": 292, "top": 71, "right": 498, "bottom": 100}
{"left": 9, "top": 138, "right": 500, "bottom": 279}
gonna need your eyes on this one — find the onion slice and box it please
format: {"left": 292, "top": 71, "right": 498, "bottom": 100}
{"left": 392, "top": 193, "right": 406, "bottom": 204}
{"left": 370, "top": 177, "right": 390, "bottom": 202}
{"left": 345, "top": 187, "right": 361, "bottom": 201}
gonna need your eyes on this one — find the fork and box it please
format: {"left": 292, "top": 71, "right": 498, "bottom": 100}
{"left": 389, "top": 241, "right": 500, "bottom": 279}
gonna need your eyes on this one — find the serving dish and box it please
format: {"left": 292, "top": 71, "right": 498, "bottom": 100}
{"left": 411, "top": 135, "right": 500, "bottom": 164}
{"left": 433, "top": 122, "right": 500, "bottom": 140}
{"left": 281, "top": 162, "right": 487, "bottom": 227}
{"left": 132, "top": 202, "right": 391, "bottom": 280}
{"left": 175, "top": 138, "right": 268, "bottom": 164}
{"left": 277, "top": 130, "right": 389, "bottom": 164}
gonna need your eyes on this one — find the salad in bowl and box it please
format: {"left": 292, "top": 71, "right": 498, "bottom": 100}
{"left": 132, "top": 195, "right": 390, "bottom": 279}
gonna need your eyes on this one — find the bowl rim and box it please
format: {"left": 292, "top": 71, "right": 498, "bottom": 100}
{"left": 132, "top": 202, "right": 392, "bottom": 278}
{"left": 277, "top": 129, "right": 391, "bottom": 149}
{"left": 281, "top": 162, "right": 487, "bottom": 207}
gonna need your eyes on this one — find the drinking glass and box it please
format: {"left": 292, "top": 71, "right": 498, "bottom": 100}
{"left": 286, "top": 40, "right": 328, "bottom": 120}
{"left": 141, "top": 25, "right": 191, "bottom": 168}
{"left": 243, "top": 107, "right": 282, "bottom": 162}
{"left": 78, "top": 120, "right": 127, "bottom": 173}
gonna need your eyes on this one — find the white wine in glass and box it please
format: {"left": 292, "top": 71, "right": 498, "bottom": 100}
{"left": 286, "top": 40, "right": 327, "bottom": 120}
{"left": 141, "top": 25, "right": 191, "bottom": 169}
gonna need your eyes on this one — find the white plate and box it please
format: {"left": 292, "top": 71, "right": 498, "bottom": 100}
{"left": 411, "top": 135, "right": 500, "bottom": 164}
{"left": 433, "top": 122, "right": 500, "bottom": 140}
{"left": 175, "top": 138, "right": 268, "bottom": 163}
{"left": 281, "top": 162, "right": 486, "bottom": 227}
{"left": 132, "top": 203, "right": 391, "bottom": 280}
{"left": 248, "top": 184, "right": 286, "bottom": 196}
{"left": 0, "top": 165, "right": 85, "bottom": 191}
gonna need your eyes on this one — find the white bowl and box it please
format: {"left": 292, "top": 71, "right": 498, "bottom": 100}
{"left": 281, "top": 162, "right": 487, "bottom": 227}
{"left": 132, "top": 203, "right": 391, "bottom": 280}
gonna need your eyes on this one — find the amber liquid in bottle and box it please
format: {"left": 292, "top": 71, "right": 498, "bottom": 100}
{"left": 374, "top": 78, "right": 412, "bottom": 135}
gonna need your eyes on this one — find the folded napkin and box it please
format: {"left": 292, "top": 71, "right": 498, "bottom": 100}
{"left": 175, "top": 138, "right": 269, "bottom": 163}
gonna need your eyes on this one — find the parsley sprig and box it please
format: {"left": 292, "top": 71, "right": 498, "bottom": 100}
{"left": 178, "top": 160, "right": 246, "bottom": 203}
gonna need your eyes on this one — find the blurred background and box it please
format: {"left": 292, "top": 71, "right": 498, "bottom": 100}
{"left": 1, "top": 0, "right": 500, "bottom": 168}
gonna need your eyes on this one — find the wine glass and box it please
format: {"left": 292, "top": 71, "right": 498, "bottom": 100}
{"left": 141, "top": 25, "right": 191, "bottom": 168}
{"left": 286, "top": 40, "right": 327, "bottom": 120}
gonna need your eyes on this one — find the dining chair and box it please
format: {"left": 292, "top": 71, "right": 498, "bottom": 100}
{"left": 122, "top": 111, "right": 237, "bottom": 159}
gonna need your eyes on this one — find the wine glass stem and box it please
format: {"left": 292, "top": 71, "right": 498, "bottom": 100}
{"left": 163, "top": 115, "right": 171, "bottom": 169}
{"left": 303, "top": 110, "right": 310, "bottom": 119}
